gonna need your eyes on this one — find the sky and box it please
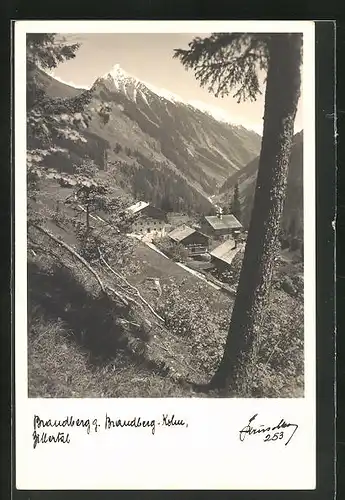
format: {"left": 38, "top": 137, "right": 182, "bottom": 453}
{"left": 51, "top": 33, "right": 303, "bottom": 135}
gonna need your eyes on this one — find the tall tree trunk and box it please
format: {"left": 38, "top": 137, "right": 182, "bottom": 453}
{"left": 209, "top": 34, "right": 302, "bottom": 391}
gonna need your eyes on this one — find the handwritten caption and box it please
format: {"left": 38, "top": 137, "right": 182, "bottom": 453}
{"left": 239, "top": 413, "right": 299, "bottom": 446}
{"left": 32, "top": 413, "right": 188, "bottom": 448}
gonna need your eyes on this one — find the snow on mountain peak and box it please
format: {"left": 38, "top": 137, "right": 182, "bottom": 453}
{"left": 142, "top": 82, "right": 183, "bottom": 104}
{"left": 103, "top": 64, "right": 180, "bottom": 101}
{"left": 101, "top": 64, "right": 144, "bottom": 100}
{"left": 106, "top": 63, "right": 134, "bottom": 82}
{"left": 99, "top": 64, "right": 262, "bottom": 133}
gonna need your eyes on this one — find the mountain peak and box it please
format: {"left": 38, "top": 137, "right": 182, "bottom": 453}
{"left": 107, "top": 64, "right": 132, "bottom": 81}
{"left": 100, "top": 64, "right": 184, "bottom": 105}
{"left": 102, "top": 63, "right": 137, "bottom": 84}
{"left": 97, "top": 65, "right": 261, "bottom": 133}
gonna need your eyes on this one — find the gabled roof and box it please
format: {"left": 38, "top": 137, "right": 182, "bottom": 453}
{"left": 205, "top": 214, "right": 242, "bottom": 231}
{"left": 168, "top": 224, "right": 210, "bottom": 243}
{"left": 209, "top": 239, "right": 239, "bottom": 264}
{"left": 127, "top": 201, "right": 150, "bottom": 214}
{"left": 168, "top": 225, "right": 196, "bottom": 242}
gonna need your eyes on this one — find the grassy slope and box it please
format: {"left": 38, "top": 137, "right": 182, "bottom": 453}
{"left": 29, "top": 315, "right": 192, "bottom": 398}
{"left": 28, "top": 177, "right": 304, "bottom": 398}
{"left": 28, "top": 178, "right": 230, "bottom": 396}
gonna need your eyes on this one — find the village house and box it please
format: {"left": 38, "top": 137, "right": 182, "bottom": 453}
{"left": 127, "top": 201, "right": 168, "bottom": 238}
{"left": 202, "top": 210, "right": 242, "bottom": 240}
{"left": 168, "top": 225, "right": 210, "bottom": 256}
{"left": 209, "top": 238, "right": 242, "bottom": 272}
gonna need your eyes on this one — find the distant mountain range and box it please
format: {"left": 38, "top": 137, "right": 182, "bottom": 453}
{"left": 217, "top": 131, "right": 303, "bottom": 233}
{"left": 36, "top": 65, "right": 261, "bottom": 213}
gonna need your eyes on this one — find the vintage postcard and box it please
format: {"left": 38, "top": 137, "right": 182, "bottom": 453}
{"left": 15, "top": 20, "right": 317, "bottom": 490}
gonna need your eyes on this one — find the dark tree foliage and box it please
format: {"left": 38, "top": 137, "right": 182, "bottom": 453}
{"left": 118, "top": 160, "right": 212, "bottom": 214}
{"left": 98, "top": 103, "right": 112, "bottom": 126}
{"left": 230, "top": 182, "right": 241, "bottom": 220}
{"left": 175, "top": 33, "right": 302, "bottom": 392}
{"left": 27, "top": 34, "right": 94, "bottom": 172}
{"left": 174, "top": 33, "right": 269, "bottom": 103}
{"left": 114, "top": 143, "right": 122, "bottom": 154}
{"left": 26, "top": 34, "right": 86, "bottom": 113}
{"left": 27, "top": 34, "right": 79, "bottom": 72}
{"left": 26, "top": 34, "right": 112, "bottom": 232}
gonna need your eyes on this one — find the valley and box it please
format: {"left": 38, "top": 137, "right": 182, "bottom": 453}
{"left": 27, "top": 55, "right": 304, "bottom": 400}
{"left": 34, "top": 66, "right": 262, "bottom": 214}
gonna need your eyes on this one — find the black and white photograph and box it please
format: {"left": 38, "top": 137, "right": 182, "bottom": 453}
{"left": 14, "top": 20, "right": 320, "bottom": 491}
{"left": 25, "top": 28, "right": 306, "bottom": 400}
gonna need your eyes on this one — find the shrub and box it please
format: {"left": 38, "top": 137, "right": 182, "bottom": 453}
{"left": 290, "top": 237, "right": 301, "bottom": 251}
{"left": 156, "top": 280, "right": 229, "bottom": 374}
{"left": 73, "top": 220, "right": 136, "bottom": 267}
{"left": 213, "top": 251, "right": 244, "bottom": 287}
{"left": 235, "top": 292, "right": 304, "bottom": 397}
{"left": 28, "top": 311, "right": 192, "bottom": 398}
{"left": 153, "top": 236, "right": 188, "bottom": 263}
{"left": 156, "top": 276, "right": 303, "bottom": 398}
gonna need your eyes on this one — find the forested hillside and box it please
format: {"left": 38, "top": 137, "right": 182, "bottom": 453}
{"left": 33, "top": 65, "right": 261, "bottom": 214}
{"left": 218, "top": 131, "right": 303, "bottom": 237}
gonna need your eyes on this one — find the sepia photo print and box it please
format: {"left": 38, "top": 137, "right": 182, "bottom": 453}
{"left": 26, "top": 29, "right": 305, "bottom": 399}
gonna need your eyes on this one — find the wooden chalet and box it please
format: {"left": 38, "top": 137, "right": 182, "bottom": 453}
{"left": 168, "top": 225, "right": 210, "bottom": 256}
{"left": 202, "top": 211, "right": 242, "bottom": 240}
{"left": 209, "top": 239, "right": 241, "bottom": 271}
{"left": 128, "top": 201, "right": 168, "bottom": 237}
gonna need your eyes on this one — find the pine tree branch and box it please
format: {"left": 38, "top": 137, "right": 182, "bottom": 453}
{"left": 174, "top": 33, "right": 268, "bottom": 102}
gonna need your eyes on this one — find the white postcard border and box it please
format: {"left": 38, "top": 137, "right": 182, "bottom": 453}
{"left": 15, "top": 20, "right": 316, "bottom": 490}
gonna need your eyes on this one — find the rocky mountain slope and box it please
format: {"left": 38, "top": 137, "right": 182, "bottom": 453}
{"left": 36, "top": 65, "right": 261, "bottom": 213}
{"left": 218, "top": 131, "right": 303, "bottom": 232}
{"left": 35, "top": 68, "right": 84, "bottom": 99}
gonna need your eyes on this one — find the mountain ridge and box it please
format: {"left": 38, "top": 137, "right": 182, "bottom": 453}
{"left": 50, "top": 64, "right": 263, "bottom": 134}
{"left": 217, "top": 131, "right": 303, "bottom": 233}
{"left": 36, "top": 66, "right": 262, "bottom": 213}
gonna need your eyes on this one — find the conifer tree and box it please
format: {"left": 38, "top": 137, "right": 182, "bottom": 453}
{"left": 26, "top": 34, "right": 93, "bottom": 186}
{"left": 230, "top": 182, "right": 241, "bottom": 221}
{"left": 26, "top": 34, "right": 113, "bottom": 228}
{"left": 175, "top": 33, "right": 302, "bottom": 391}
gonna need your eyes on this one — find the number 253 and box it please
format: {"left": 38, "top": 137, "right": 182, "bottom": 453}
{"left": 264, "top": 432, "right": 284, "bottom": 442}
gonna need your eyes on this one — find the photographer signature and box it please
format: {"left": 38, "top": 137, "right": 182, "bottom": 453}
{"left": 239, "top": 413, "right": 298, "bottom": 446}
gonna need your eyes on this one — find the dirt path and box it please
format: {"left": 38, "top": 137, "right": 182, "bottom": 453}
{"left": 175, "top": 262, "right": 220, "bottom": 290}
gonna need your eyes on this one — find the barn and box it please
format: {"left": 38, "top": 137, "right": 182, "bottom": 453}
{"left": 168, "top": 225, "right": 210, "bottom": 256}
{"left": 128, "top": 201, "right": 168, "bottom": 238}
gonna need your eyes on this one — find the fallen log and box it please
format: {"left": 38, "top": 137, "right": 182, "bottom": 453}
{"left": 97, "top": 247, "right": 165, "bottom": 324}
